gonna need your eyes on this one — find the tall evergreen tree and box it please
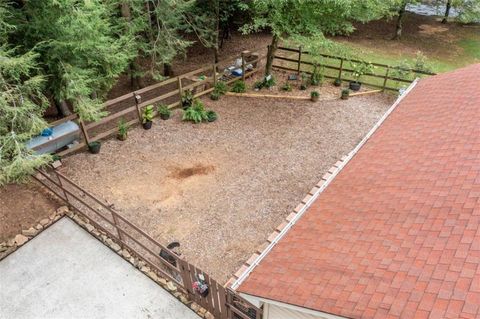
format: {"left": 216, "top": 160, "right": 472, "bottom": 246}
{"left": 17, "top": 0, "right": 134, "bottom": 121}
{"left": 0, "top": 3, "right": 51, "bottom": 185}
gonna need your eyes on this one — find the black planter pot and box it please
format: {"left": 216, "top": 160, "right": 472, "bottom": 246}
{"left": 349, "top": 81, "right": 361, "bottom": 91}
{"left": 334, "top": 78, "right": 342, "bottom": 87}
{"left": 142, "top": 121, "right": 153, "bottom": 130}
{"left": 88, "top": 142, "right": 101, "bottom": 154}
{"left": 160, "top": 114, "right": 170, "bottom": 120}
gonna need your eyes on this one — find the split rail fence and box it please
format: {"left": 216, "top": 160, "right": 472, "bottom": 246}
{"left": 52, "top": 51, "right": 264, "bottom": 157}
{"left": 272, "top": 46, "right": 436, "bottom": 92}
{"left": 33, "top": 167, "right": 262, "bottom": 319}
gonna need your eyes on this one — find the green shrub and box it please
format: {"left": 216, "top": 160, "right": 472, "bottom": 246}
{"left": 311, "top": 91, "right": 320, "bottom": 98}
{"left": 142, "top": 105, "right": 154, "bottom": 123}
{"left": 210, "top": 91, "right": 220, "bottom": 100}
{"left": 254, "top": 75, "right": 276, "bottom": 90}
{"left": 118, "top": 118, "right": 129, "bottom": 138}
{"left": 310, "top": 66, "right": 324, "bottom": 86}
{"left": 300, "top": 84, "right": 308, "bottom": 90}
{"left": 281, "top": 82, "right": 292, "bottom": 92}
{"left": 231, "top": 80, "right": 246, "bottom": 93}
{"left": 158, "top": 104, "right": 171, "bottom": 119}
{"left": 214, "top": 81, "right": 228, "bottom": 95}
{"left": 182, "top": 99, "right": 208, "bottom": 124}
{"left": 206, "top": 110, "right": 218, "bottom": 122}
{"left": 181, "top": 90, "right": 194, "bottom": 109}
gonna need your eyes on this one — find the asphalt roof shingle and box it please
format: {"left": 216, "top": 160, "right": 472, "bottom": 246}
{"left": 238, "top": 64, "right": 480, "bottom": 319}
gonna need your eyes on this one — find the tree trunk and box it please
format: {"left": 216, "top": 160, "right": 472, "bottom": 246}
{"left": 163, "top": 63, "right": 174, "bottom": 77}
{"left": 130, "top": 58, "right": 145, "bottom": 90}
{"left": 265, "top": 35, "right": 279, "bottom": 76}
{"left": 55, "top": 100, "right": 72, "bottom": 117}
{"left": 393, "top": 3, "right": 406, "bottom": 40}
{"left": 442, "top": 0, "right": 451, "bottom": 23}
{"left": 213, "top": 47, "right": 219, "bottom": 64}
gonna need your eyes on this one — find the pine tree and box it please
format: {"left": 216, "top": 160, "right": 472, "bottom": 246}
{"left": 17, "top": 0, "right": 134, "bottom": 122}
{"left": 0, "top": 4, "right": 51, "bottom": 185}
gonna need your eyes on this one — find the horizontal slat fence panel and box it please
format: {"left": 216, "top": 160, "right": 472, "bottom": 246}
{"left": 273, "top": 46, "right": 435, "bottom": 92}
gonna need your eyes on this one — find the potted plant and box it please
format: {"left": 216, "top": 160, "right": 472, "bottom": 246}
{"left": 341, "top": 89, "right": 350, "bottom": 100}
{"left": 214, "top": 81, "right": 228, "bottom": 95}
{"left": 334, "top": 78, "right": 342, "bottom": 87}
{"left": 210, "top": 91, "right": 220, "bottom": 101}
{"left": 182, "top": 99, "right": 208, "bottom": 124}
{"left": 181, "top": 90, "right": 194, "bottom": 109}
{"left": 311, "top": 90, "right": 320, "bottom": 102}
{"left": 142, "top": 105, "right": 154, "bottom": 129}
{"left": 349, "top": 61, "right": 373, "bottom": 91}
{"left": 231, "top": 80, "right": 246, "bottom": 93}
{"left": 158, "top": 104, "right": 171, "bottom": 120}
{"left": 310, "top": 65, "right": 324, "bottom": 86}
{"left": 281, "top": 82, "right": 292, "bottom": 92}
{"left": 117, "top": 118, "right": 128, "bottom": 141}
{"left": 88, "top": 141, "right": 101, "bottom": 154}
{"left": 206, "top": 110, "right": 218, "bottom": 122}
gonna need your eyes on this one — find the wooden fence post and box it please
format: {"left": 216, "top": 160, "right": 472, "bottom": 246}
{"left": 241, "top": 52, "right": 246, "bottom": 82}
{"left": 177, "top": 76, "right": 183, "bottom": 105}
{"left": 78, "top": 120, "right": 91, "bottom": 145}
{"left": 297, "top": 46, "right": 303, "bottom": 74}
{"left": 338, "top": 58, "right": 344, "bottom": 80}
{"left": 213, "top": 63, "right": 217, "bottom": 87}
{"left": 382, "top": 67, "right": 390, "bottom": 91}
{"left": 133, "top": 92, "right": 143, "bottom": 123}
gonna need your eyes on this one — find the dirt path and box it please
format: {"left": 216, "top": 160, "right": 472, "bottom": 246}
{"left": 59, "top": 80, "right": 395, "bottom": 283}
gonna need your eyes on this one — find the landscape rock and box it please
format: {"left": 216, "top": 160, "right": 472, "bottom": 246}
{"left": 180, "top": 295, "right": 189, "bottom": 304}
{"left": 121, "top": 249, "right": 131, "bottom": 259}
{"left": 22, "top": 227, "right": 38, "bottom": 237}
{"left": 56, "top": 206, "right": 69, "bottom": 215}
{"left": 166, "top": 281, "right": 177, "bottom": 292}
{"left": 35, "top": 224, "right": 43, "bottom": 230}
{"left": 6, "top": 239, "right": 15, "bottom": 247}
{"left": 14, "top": 234, "right": 28, "bottom": 246}
{"left": 85, "top": 224, "right": 94, "bottom": 232}
{"left": 39, "top": 218, "right": 50, "bottom": 227}
{"left": 110, "top": 242, "right": 121, "bottom": 252}
{"left": 0, "top": 244, "right": 7, "bottom": 253}
{"left": 205, "top": 312, "right": 215, "bottom": 319}
{"left": 191, "top": 303, "right": 200, "bottom": 312}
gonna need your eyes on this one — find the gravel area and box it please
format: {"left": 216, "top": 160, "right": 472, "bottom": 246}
{"left": 60, "top": 80, "right": 395, "bottom": 283}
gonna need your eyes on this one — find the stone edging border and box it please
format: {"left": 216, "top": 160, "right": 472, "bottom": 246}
{"left": 225, "top": 154, "right": 349, "bottom": 288}
{"left": 0, "top": 206, "right": 69, "bottom": 261}
{"left": 0, "top": 206, "right": 214, "bottom": 319}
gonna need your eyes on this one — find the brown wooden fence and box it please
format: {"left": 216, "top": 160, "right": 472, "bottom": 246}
{"left": 272, "top": 46, "right": 436, "bottom": 91}
{"left": 52, "top": 51, "right": 265, "bottom": 157}
{"left": 33, "top": 167, "right": 262, "bottom": 319}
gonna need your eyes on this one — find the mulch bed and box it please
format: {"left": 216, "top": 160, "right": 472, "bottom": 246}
{"left": 58, "top": 75, "right": 395, "bottom": 283}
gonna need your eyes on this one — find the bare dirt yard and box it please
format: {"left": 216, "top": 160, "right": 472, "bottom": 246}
{"left": 59, "top": 76, "right": 395, "bottom": 283}
{"left": 0, "top": 183, "right": 60, "bottom": 242}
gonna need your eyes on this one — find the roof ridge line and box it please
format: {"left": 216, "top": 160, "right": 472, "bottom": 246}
{"left": 231, "top": 78, "right": 420, "bottom": 290}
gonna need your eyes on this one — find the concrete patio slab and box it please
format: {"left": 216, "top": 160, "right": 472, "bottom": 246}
{"left": 0, "top": 218, "right": 200, "bottom": 319}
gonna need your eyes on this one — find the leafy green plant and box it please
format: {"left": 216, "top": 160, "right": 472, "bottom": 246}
{"left": 142, "top": 105, "right": 154, "bottom": 123}
{"left": 214, "top": 81, "right": 228, "bottom": 95}
{"left": 231, "top": 80, "right": 246, "bottom": 93}
{"left": 254, "top": 75, "right": 276, "bottom": 90}
{"left": 158, "top": 104, "right": 171, "bottom": 120}
{"left": 310, "top": 65, "right": 324, "bottom": 86}
{"left": 182, "top": 99, "right": 208, "bottom": 124}
{"left": 300, "top": 72, "right": 309, "bottom": 89}
{"left": 206, "top": 110, "right": 218, "bottom": 122}
{"left": 341, "top": 88, "right": 350, "bottom": 99}
{"left": 210, "top": 91, "right": 220, "bottom": 100}
{"left": 181, "top": 90, "right": 194, "bottom": 109}
{"left": 117, "top": 118, "right": 129, "bottom": 139}
{"left": 350, "top": 61, "right": 374, "bottom": 83}
{"left": 300, "top": 84, "right": 308, "bottom": 90}
{"left": 281, "top": 82, "right": 292, "bottom": 92}
{"left": 311, "top": 91, "right": 319, "bottom": 97}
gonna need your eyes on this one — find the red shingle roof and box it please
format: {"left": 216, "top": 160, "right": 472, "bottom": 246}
{"left": 239, "top": 64, "right": 480, "bottom": 319}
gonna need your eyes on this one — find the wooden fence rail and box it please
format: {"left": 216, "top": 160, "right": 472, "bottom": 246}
{"left": 51, "top": 52, "right": 265, "bottom": 158}
{"left": 272, "top": 46, "right": 436, "bottom": 92}
{"left": 33, "top": 167, "right": 262, "bottom": 319}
